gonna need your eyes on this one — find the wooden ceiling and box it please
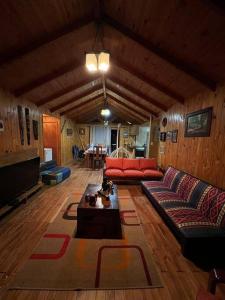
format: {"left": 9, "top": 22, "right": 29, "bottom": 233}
{"left": 0, "top": 0, "right": 225, "bottom": 124}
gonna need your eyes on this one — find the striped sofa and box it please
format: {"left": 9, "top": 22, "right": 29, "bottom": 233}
{"left": 141, "top": 166, "right": 225, "bottom": 268}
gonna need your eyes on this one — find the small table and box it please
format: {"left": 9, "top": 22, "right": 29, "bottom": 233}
{"left": 75, "top": 184, "right": 122, "bottom": 239}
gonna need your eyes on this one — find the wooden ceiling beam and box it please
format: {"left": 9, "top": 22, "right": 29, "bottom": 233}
{"left": 61, "top": 94, "right": 103, "bottom": 116}
{"left": 107, "top": 95, "right": 148, "bottom": 121}
{"left": 13, "top": 60, "right": 82, "bottom": 97}
{"left": 103, "top": 14, "right": 217, "bottom": 91}
{"left": 37, "top": 76, "right": 100, "bottom": 107}
{"left": 71, "top": 102, "right": 103, "bottom": 121}
{"left": 108, "top": 99, "right": 145, "bottom": 123}
{"left": 109, "top": 106, "right": 141, "bottom": 124}
{"left": 111, "top": 58, "right": 184, "bottom": 103}
{"left": 106, "top": 84, "right": 157, "bottom": 117}
{"left": 50, "top": 85, "right": 102, "bottom": 112}
{"left": 0, "top": 15, "right": 94, "bottom": 67}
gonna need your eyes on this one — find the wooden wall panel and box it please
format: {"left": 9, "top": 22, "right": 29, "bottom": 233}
{"left": 159, "top": 83, "right": 225, "bottom": 189}
{"left": 0, "top": 89, "right": 43, "bottom": 162}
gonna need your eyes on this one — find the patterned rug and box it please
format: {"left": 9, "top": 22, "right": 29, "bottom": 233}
{"left": 10, "top": 188, "right": 162, "bottom": 290}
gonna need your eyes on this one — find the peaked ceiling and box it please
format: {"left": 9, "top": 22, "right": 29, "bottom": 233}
{"left": 0, "top": 0, "right": 225, "bottom": 124}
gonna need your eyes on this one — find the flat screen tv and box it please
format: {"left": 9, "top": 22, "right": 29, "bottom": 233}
{"left": 0, "top": 156, "right": 40, "bottom": 207}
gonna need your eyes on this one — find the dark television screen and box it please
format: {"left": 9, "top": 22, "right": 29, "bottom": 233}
{"left": 0, "top": 156, "right": 40, "bottom": 207}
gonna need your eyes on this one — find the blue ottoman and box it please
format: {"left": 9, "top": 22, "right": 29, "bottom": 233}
{"left": 40, "top": 160, "right": 71, "bottom": 185}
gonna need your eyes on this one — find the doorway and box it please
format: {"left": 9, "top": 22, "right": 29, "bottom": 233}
{"left": 42, "top": 114, "right": 61, "bottom": 164}
{"left": 111, "top": 129, "right": 119, "bottom": 152}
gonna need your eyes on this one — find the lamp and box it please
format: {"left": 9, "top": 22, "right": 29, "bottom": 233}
{"left": 85, "top": 51, "right": 110, "bottom": 73}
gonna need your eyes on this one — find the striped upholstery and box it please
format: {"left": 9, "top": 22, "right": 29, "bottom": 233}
{"left": 208, "top": 192, "right": 225, "bottom": 227}
{"left": 176, "top": 174, "right": 200, "bottom": 201}
{"left": 163, "top": 167, "right": 180, "bottom": 189}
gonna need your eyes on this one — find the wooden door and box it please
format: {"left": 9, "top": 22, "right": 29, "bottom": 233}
{"left": 42, "top": 115, "right": 61, "bottom": 164}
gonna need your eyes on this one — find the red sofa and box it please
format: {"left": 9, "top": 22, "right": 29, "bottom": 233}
{"left": 104, "top": 157, "right": 163, "bottom": 182}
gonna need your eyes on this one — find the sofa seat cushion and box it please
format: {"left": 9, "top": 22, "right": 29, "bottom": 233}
{"left": 166, "top": 207, "right": 208, "bottom": 226}
{"left": 139, "top": 158, "right": 157, "bottom": 170}
{"left": 123, "top": 159, "right": 140, "bottom": 170}
{"left": 123, "top": 170, "right": 144, "bottom": 177}
{"left": 150, "top": 190, "right": 186, "bottom": 204}
{"left": 143, "top": 169, "right": 163, "bottom": 178}
{"left": 105, "top": 169, "right": 124, "bottom": 177}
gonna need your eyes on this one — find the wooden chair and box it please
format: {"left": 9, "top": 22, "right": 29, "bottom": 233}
{"left": 93, "top": 146, "right": 103, "bottom": 169}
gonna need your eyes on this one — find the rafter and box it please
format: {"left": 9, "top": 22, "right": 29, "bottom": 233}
{"left": 107, "top": 76, "right": 164, "bottom": 113}
{"left": 103, "top": 14, "right": 217, "bottom": 91}
{"left": 106, "top": 85, "right": 157, "bottom": 117}
{"left": 37, "top": 76, "right": 100, "bottom": 107}
{"left": 111, "top": 57, "right": 184, "bottom": 103}
{"left": 61, "top": 93, "right": 104, "bottom": 116}
{"left": 108, "top": 99, "right": 145, "bottom": 123}
{"left": 0, "top": 15, "right": 94, "bottom": 67}
{"left": 50, "top": 85, "right": 102, "bottom": 112}
{"left": 109, "top": 106, "right": 141, "bottom": 124}
{"left": 71, "top": 101, "right": 103, "bottom": 121}
{"left": 107, "top": 96, "right": 148, "bottom": 121}
{"left": 13, "top": 60, "right": 82, "bottom": 97}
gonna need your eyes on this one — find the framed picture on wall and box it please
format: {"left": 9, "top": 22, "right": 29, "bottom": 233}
{"left": 0, "top": 120, "right": 4, "bottom": 132}
{"left": 172, "top": 129, "right": 178, "bottom": 143}
{"left": 160, "top": 131, "right": 166, "bottom": 142}
{"left": 166, "top": 131, "right": 172, "bottom": 141}
{"left": 79, "top": 128, "right": 85, "bottom": 135}
{"left": 184, "top": 107, "right": 213, "bottom": 137}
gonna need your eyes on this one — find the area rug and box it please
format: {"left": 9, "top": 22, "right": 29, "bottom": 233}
{"left": 10, "top": 188, "right": 162, "bottom": 290}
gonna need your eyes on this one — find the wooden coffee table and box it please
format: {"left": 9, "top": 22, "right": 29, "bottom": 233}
{"left": 75, "top": 184, "right": 122, "bottom": 239}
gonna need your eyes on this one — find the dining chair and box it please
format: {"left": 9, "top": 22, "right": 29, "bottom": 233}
{"left": 93, "top": 146, "right": 103, "bottom": 169}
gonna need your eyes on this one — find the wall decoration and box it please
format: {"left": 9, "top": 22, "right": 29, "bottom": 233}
{"left": 162, "top": 117, "right": 167, "bottom": 127}
{"left": 0, "top": 120, "right": 4, "bottom": 132}
{"left": 67, "top": 128, "right": 73, "bottom": 136}
{"left": 166, "top": 131, "right": 172, "bottom": 141}
{"left": 17, "top": 105, "right": 24, "bottom": 145}
{"left": 79, "top": 128, "right": 85, "bottom": 135}
{"left": 160, "top": 132, "right": 166, "bottom": 142}
{"left": 32, "top": 120, "right": 39, "bottom": 140}
{"left": 172, "top": 129, "right": 178, "bottom": 143}
{"left": 159, "top": 144, "right": 166, "bottom": 154}
{"left": 184, "top": 107, "right": 213, "bottom": 137}
{"left": 25, "top": 108, "right": 31, "bottom": 145}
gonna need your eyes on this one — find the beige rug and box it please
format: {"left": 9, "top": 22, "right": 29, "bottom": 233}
{"left": 10, "top": 188, "right": 162, "bottom": 290}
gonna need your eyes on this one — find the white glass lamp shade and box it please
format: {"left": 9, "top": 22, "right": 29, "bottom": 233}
{"left": 101, "top": 108, "right": 111, "bottom": 117}
{"left": 98, "top": 52, "right": 110, "bottom": 72}
{"left": 86, "top": 53, "right": 98, "bottom": 72}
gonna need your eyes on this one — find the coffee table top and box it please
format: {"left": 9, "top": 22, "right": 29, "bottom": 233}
{"left": 78, "top": 184, "right": 118, "bottom": 210}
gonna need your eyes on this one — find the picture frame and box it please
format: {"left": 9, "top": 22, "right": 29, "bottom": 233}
{"left": 160, "top": 131, "right": 166, "bottom": 142}
{"left": 0, "top": 120, "right": 4, "bottom": 132}
{"left": 79, "top": 128, "right": 85, "bottom": 135}
{"left": 172, "top": 129, "right": 178, "bottom": 143}
{"left": 67, "top": 128, "right": 73, "bottom": 136}
{"left": 184, "top": 107, "right": 213, "bottom": 137}
{"left": 166, "top": 131, "right": 172, "bottom": 141}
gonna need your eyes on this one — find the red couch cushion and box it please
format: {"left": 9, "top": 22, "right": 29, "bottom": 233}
{"left": 123, "top": 159, "right": 140, "bottom": 170}
{"left": 123, "top": 170, "right": 144, "bottom": 177}
{"left": 105, "top": 169, "right": 124, "bottom": 177}
{"left": 140, "top": 158, "right": 157, "bottom": 170}
{"left": 143, "top": 169, "right": 163, "bottom": 178}
{"left": 105, "top": 157, "right": 123, "bottom": 169}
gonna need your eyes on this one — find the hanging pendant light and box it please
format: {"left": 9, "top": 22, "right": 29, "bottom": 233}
{"left": 85, "top": 53, "right": 98, "bottom": 72}
{"left": 100, "top": 108, "right": 110, "bottom": 117}
{"left": 98, "top": 51, "right": 110, "bottom": 72}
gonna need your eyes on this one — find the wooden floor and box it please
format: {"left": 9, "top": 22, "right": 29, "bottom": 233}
{"left": 0, "top": 164, "right": 225, "bottom": 300}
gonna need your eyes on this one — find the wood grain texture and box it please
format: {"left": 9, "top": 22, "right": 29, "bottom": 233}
{"left": 0, "top": 165, "right": 224, "bottom": 299}
{"left": 158, "top": 83, "right": 225, "bottom": 189}
{"left": 0, "top": 89, "right": 43, "bottom": 159}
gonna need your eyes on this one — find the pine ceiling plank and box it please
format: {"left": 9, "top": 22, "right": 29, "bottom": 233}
{"left": 103, "top": 14, "right": 217, "bottom": 91}
{"left": 109, "top": 106, "right": 141, "bottom": 124}
{"left": 106, "top": 84, "right": 157, "bottom": 117}
{"left": 37, "top": 76, "right": 100, "bottom": 106}
{"left": 111, "top": 57, "right": 184, "bottom": 103}
{"left": 50, "top": 85, "right": 102, "bottom": 112}
{"left": 0, "top": 15, "right": 94, "bottom": 67}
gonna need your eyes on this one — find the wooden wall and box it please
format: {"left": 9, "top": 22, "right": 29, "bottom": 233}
{"left": 159, "top": 83, "right": 225, "bottom": 189}
{"left": 0, "top": 89, "right": 43, "bottom": 162}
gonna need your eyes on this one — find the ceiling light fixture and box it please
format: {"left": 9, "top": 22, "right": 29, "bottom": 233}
{"left": 85, "top": 21, "right": 110, "bottom": 73}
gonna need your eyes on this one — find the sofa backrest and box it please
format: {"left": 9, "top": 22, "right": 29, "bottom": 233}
{"left": 105, "top": 157, "right": 123, "bottom": 169}
{"left": 163, "top": 166, "right": 183, "bottom": 190}
{"left": 122, "top": 158, "right": 140, "bottom": 170}
{"left": 139, "top": 158, "right": 157, "bottom": 170}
